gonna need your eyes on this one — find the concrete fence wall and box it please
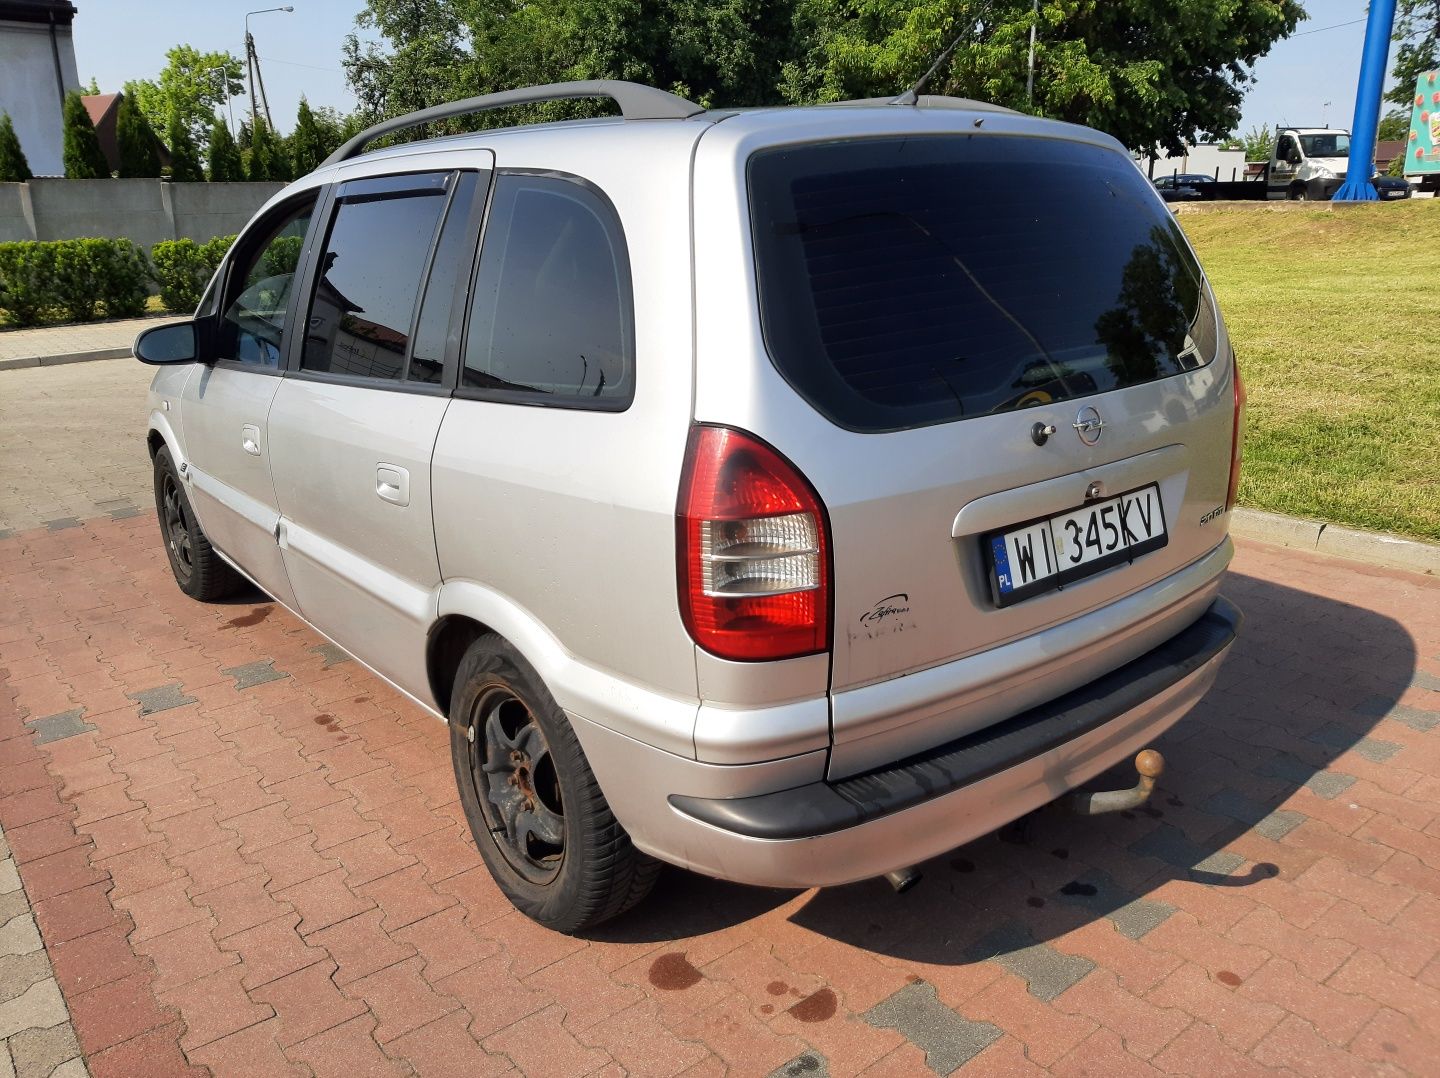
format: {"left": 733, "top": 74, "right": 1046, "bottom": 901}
{"left": 0, "top": 179, "right": 286, "bottom": 246}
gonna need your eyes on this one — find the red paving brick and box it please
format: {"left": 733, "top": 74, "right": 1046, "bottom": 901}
{"left": 5, "top": 514, "right": 1440, "bottom": 1076}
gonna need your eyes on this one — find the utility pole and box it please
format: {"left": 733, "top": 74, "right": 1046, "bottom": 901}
{"left": 245, "top": 6, "right": 293, "bottom": 133}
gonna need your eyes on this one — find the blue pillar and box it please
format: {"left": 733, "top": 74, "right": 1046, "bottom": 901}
{"left": 1334, "top": 0, "right": 1398, "bottom": 200}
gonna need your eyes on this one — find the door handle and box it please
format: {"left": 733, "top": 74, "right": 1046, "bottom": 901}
{"left": 241, "top": 424, "right": 261, "bottom": 456}
{"left": 376, "top": 463, "right": 409, "bottom": 507}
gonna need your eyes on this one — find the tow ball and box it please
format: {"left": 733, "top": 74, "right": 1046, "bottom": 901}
{"left": 1066, "top": 749, "right": 1165, "bottom": 816}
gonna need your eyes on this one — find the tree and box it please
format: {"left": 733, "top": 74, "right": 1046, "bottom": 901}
{"left": 207, "top": 117, "right": 244, "bottom": 181}
{"left": 126, "top": 45, "right": 244, "bottom": 159}
{"left": 1387, "top": 0, "right": 1440, "bottom": 108}
{"left": 247, "top": 119, "right": 290, "bottom": 181}
{"left": 342, "top": 0, "right": 469, "bottom": 127}
{"left": 1377, "top": 109, "right": 1412, "bottom": 142}
{"left": 62, "top": 91, "right": 110, "bottom": 178}
{"left": 783, "top": 0, "right": 1306, "bottom": 154}
{"left": 287, "top": 97, "right": 337, "bottom": 174}
{"left": 166, "top": 113, "right": 203, "bottom": 181}
{"left": 0, "top": 113, "right": 31, "bottom": 182}
{"left": 116, "top": 95, "right": 162, "bottom": 178}
{"left": 1237, "top": 123, "right": 1273, "bottom": 162}
{"left": 82, "top": 76, "right": 101, "bottom": 95}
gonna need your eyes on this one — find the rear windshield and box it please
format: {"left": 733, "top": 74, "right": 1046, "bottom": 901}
{"left": 748, "top": 135, "right": 1217, "bottom": 432}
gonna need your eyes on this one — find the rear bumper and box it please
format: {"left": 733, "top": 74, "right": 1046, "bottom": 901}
{"left": 573, "top": 596, "right": 1239, "bottom": 889}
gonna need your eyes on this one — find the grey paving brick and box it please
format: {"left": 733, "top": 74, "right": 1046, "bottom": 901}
{"left": 0, "top": 916, "right": 42, "bottom": 958}
{"left": 1355, "top": 694, "right": 1400, "bottom": 718}
{"left": 1307, "top": 724, "right": 1362, "bottom": 751}
{"left": 1201, "top": 787, "right": 1268, "bottom": 825}
{"left": 1353, "top": 737, "right": 1402, "bottom": 764}
{"left": 42, "top": 518, "right": 79, "bottom": 532}
{"left": 1130, "top": 824, "right": 1243, "bottom": 878}
{"left": 1260, "top": 753, "right": 1318, "bottom": 786}
{"left": 0, "top": 952, "right": 51, "bottom": 1006}
{"left": 47, "top": 1058, "right": 87, "bottom": 1078}
{"left": 1386, "top": 706, "right": 1439, "bottom": 733}
{"left": 0, "top": 530, "right": 12, "bottom": 542}
{"left": 222, "top": 659, "right": 288, "bottom": 689}
{"left": 308, "top": 642, "right": 351, "bottom": 669}
{"left": 863, "top": 981, "right": 1002, "bottom": 1074}
{"left": 8, "top": 1022, "right": 82, "bottom": 1078}
{"left": 92, "top": 497, "right": 132, "bottom": 510}
{"left": 769, "top": 1051, "right": 829, "bottom": 1078}
{"left": 2, "top": 1040, "right": 13, "bottom": 1078}
{"left": 106, "top": 506, "right": 142, "bottom": 520}
{"left": 124, "top": 683, "right": 197, "bottom": 717}
{"left": 969, "top": 923, "right": 1096, "bottom": 1002}
{"left": 1053, "top": 871, "right": 1175, "bottom": 940}
{"left": 0, "top": 978, "right": 66, "bottom": 1039}
{"left": 1305, "top": 771, "right": 1358, "bottom": 800}
{"left": 23, "top": 710, "right": 95, "bottom": 746}
{"left": 1253, "top": 810, "right": 1306, "bottom": 841}
{"left": 1194, "top": 850, "right": 1246, "bottom": 876}
{"left": 1414, "top": 671, "right": 1440, "bottom": 692}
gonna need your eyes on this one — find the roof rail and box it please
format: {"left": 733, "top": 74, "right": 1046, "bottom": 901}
{"left": 323, "top": 80, "right": 705, "bottom": 166}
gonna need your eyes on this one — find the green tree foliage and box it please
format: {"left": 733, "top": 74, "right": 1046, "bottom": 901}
{"left": 207, "top": 118, "right": 244, "bottom": 181}
{"left": 1237, "top": 123, "right": 1274, "bottom": 162}
{"left": 247, "top": 119, "right": 291, "bottom": 182}
{"left": 82, "top": 76, "right": 101, "bottom": 95}
{"left": 62, "top": 92, "right": 110, "bottom": 178}
{"left": 287, "top": 98, "right": 343, "bottom": 175}
{"left": 1377, "top": 109, "right": 1412, "bottom": 142}
{"left": 783, "top": 1, "right": 1306, "bottom": 154}
{"left": 166, "top": 113, "right": 204, "bottom": 181}
{"left": 1387, "top": 0, "right": 1440, "bottom": 108}
{"left": 342, "top": 0, "right": 469, "bottom": 125}
{"left": 0, "top": 112, "right": 32, "bottom": 182}
{"left": 116, "top": 94, "right": 162, "bottom": 178}
{"left": 127, "top": 45, "right": 244, "bottom": 158}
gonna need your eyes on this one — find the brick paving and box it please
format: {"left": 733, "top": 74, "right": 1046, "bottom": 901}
{"left": 1, "top": 513, "right": 1436, "bottom": 1076}
{"left": 0, "top": 316, "right": 176, "bottom": 367}
{"left": 0, "top": 362, "right": 155, "bottom": 536}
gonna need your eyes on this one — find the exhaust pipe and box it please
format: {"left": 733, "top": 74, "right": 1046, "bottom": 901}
{"left": 1067, "top": 749, "right": 1165, "bottom": 816}
{"left": 884, "top": 866, "right": 923, "bottom": 893}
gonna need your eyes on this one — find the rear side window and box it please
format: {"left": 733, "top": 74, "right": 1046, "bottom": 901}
{"left": 748, "top": 136, "right": 1217, "bottom": 433}
{"left": 461, "top": 173, "right": 633, "bottom": 408}
{"left": 301, "top": 174, "right": 449, "bottom": 381}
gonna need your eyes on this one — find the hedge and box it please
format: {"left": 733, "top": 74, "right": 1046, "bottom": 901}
{"left": 0, "top": 234, "right": 236, "bottom": 326}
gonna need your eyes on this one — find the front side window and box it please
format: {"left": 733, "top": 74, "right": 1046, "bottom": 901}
{"left": 301, "top": 174, "right": 450, "bottom": 381}
{"left": 1300, "top": 132, "right": 1350, "bottom": 159}
{"left": 217, "top": 201, "right": 313, "bottom": 367}
{"left": 462, "top": 174, "right": 633, "bottom": 407}
{"left": 748, "top": 135, "right": 1216, "bottom": 433}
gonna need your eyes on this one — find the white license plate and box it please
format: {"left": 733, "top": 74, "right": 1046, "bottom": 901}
{"left": 987, "top": 484, "right": 1167, "bottom": 606}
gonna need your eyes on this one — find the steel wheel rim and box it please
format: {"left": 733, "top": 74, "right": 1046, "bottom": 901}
{"left": 161, "top": 473, "right": 193, "bottom": 579}
{"left": 467, "top": 684, "right": 565, "bottom": 885}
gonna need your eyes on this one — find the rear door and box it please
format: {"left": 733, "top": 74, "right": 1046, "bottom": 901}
{"left": 267, "top": 165, "right": 489, "bottom": 702}
{"left": 180, "top": 193, "right": 319, "bottom": 610}
{"left": 725, "top": 127, "right": 1238, "bottom": 773}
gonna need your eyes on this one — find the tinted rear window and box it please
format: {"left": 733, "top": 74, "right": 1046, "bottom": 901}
{"left": 748, "top": 135, "right": 1217, "bottom": 432}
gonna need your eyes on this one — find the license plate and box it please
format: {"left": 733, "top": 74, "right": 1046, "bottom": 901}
{"left": 987, "top": 484, "right": 1168, "bottom": 607}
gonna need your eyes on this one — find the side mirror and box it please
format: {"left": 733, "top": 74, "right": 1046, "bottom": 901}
{"left": 134, "top": 321, "right": 199, "bottom": 365}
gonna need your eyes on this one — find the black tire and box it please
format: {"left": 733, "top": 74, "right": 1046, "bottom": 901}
{"left": 449, "top": 634, "right": 659, "bottom": 933}
{"left": 153, "top": 446, "right": 244, "bottom": 601}
{"left": 1290, "top": 184, "right": 1308, "bottom": 202}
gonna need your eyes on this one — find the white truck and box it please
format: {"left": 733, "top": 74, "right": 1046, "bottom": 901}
{"left": 1265, "top": 127, "right": 1352, "bottom": 201}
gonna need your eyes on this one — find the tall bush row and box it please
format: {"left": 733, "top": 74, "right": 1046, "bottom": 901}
{"left": 0, "top": 234, "right": 234, "bottom": 327}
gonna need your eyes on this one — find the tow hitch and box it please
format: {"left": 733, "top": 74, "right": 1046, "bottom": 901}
{"left": 1066, "top": 749, "right": 1164, "bottom": 816}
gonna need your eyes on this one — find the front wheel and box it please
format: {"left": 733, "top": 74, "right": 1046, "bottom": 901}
{"left": 449, "top": 634, "right": 659, "bottom": 933}
{"left": 153, "top": 446, "right": 244, "bottom": 601}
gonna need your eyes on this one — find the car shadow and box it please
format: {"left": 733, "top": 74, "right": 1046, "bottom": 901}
{"left": 599, "top": 571, "right": 1419, "bottom": 958}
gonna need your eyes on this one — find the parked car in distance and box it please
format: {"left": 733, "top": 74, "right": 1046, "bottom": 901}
{"left": 136, "top": 80, "right": 1243, "bottom": 932}
{"left": 1153, "top": 173, "right": 1216, "bottom": 201}
{"left": 1373, "top": 174, "right": 1412, "bottom": 200}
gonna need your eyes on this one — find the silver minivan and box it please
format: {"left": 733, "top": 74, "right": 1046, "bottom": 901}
{"left": 136, "top": 81, "right": 1243, "bottom": 932}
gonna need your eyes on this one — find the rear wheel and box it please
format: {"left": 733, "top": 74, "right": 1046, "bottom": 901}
{"left": 153, "top": 446, "right": 244, "bottom": 601}
{"left": 449, "top": 634, "right": 658, "bottom": 933}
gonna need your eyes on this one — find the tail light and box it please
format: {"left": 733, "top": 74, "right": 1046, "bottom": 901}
{"left": 1226, "top": 350, "right": 1246, "bottom": 511}
{"left": 677, "top": 426, "right": 830, "bottom": 662}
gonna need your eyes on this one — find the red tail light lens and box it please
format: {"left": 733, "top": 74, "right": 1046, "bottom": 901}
{"left": 677, "top": 426, "right": 830, "bottom": 662}
{"left": 1226, "top": 351, "right": 1246, "bottom": 511}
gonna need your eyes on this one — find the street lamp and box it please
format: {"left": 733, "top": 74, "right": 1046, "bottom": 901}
{"left": 209, "top": 68, "right": 236, "bottom": 135}
{"left": 245, "top": 6, "right": 293, "bottom": 132}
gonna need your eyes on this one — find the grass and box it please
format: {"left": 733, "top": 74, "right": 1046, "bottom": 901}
{"left": 1181, "top": 200, "right": 1440, "bottom": 542}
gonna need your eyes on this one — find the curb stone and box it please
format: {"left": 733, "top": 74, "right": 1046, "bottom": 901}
{"left": 0, "top": 348, "right": 132, "bottom": 373}
{"left": 1231, "top": 507, "right": 1440, "bottom": 577}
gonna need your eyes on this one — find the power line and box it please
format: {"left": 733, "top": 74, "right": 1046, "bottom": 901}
{"left": 256, "top": 54, "right": 346, "bottom": 75}
{"left": 1291, "top": 16, "right": 1367, "bottom": 39}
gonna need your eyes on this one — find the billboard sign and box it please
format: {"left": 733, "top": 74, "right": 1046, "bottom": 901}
{"left": 1407, "top": 71, "right": 1440, "bottom": 175}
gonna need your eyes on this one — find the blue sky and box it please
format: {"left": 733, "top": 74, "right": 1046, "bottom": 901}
{"left": 73, "top": 1, "right": 1402, "bottom": 143}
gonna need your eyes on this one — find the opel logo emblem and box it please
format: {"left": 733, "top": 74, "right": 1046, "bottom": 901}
{"left": 1072, "top": 406, "right": 1105, "bottom": 446}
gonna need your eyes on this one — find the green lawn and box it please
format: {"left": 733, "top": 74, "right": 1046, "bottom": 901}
{"left": 1181, "top": 201, "right": 1440, "bottom": 542}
